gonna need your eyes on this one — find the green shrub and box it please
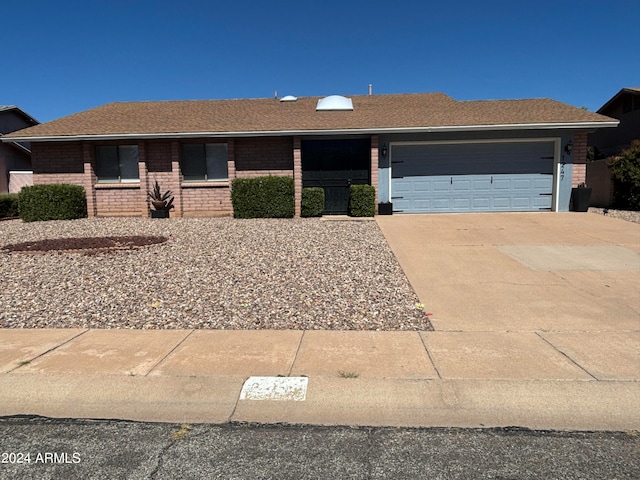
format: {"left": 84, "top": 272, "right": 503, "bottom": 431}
{"left": 301, "top": 187, "right": 325, "bottom": 217}
{"left": 0, "top": 194, "right": 19, "bottom": 218}
{"left": 231, "top": 176, "right": 294, "bottom": 218}
{"left": 609, "top": 140, "right": 640, "bottom": 211}
{"left": 18, "top": 184, "right": 88, "bottom": 222}
{"left": 348, "top": 184, "right": 376, "bottom": 217}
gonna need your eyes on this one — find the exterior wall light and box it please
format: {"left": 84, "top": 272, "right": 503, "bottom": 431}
{"left": 564, "top": 141, "right": 573, "bottom": 156}
{"left": 381, "top": 144, "right": 388, "bottom": 159}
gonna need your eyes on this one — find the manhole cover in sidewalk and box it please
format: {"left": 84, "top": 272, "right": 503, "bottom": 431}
{"left": 239, "top": 376, "right": 308, "bottom": 401}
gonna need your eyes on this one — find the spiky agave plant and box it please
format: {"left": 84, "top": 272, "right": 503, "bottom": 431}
{"left": 147, "top": 180, "right": 174, "bottom": 211}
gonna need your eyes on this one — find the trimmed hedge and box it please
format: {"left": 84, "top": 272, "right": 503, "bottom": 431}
{"left": 348, "top": 185, "right": 376, "bottom": 217}
{"left": 18, "top": 184, "right": 88, "bottom": 222}
{"left": 0, "top": 194, "right": 19, "bottom": 218}
{"left": 301, "top": 187, "right": 325, "bottom": 217}
{"left": 231, "top": 176, "right": 295, "bottom": 218}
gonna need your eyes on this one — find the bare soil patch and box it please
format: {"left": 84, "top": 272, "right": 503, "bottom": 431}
{"left": 2, "top": 235, "right": 169, "bottom": 254}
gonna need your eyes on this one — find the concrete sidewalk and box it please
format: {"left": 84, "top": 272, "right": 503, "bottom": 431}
{"left": 0, "top": 328, "right": 638, "bottom": 431}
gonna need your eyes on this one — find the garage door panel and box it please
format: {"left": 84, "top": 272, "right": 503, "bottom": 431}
{"left": 472, "top": 197, "right": 491, "bottom": 209}
{"left": 393, "top": 198, "right": 411, "bottom": 211}
{"left": 452, "top": 198, "right": 471, "bottom": 209}
{"left": 394, "top": 182, "right": 412, "bottom": 194}
{"left": 492, "top": 178, "right": 511, "bottom": 191}
{"left": 534, "top": 177, "right": 553, "bottom": 189}
{"left": 453, "top": 179, "right": 472, "bottom": 191}
{"left": 390, "top": 142, "right": 555, "bottom": 213}
{"left": 433, "top": 198, "right": 452, "bottom": 210}
{"left": 432, "top": 179, "right": 450, "bottom": 191}
{"left": 413, "top": 181, "right": 431, "bottom": 192}
{"left": 414, "top": 199, "right": 432, "bottom": 210}
{"left": 513, "top": 196, "right": 532, "bottom": 208}
{"left": 493, "top": 197, "right": 511, "bottom": 209}
{"left": 473, "top": 179, "right": 491, "bottom": 191}
{"left": 533, "top": 196, "right": 553, "bottom": 209}
{"left": 513, "top": 178, "right": 533, "bottom": 190}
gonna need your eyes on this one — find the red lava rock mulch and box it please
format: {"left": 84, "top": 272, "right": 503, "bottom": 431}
{"left": 1, "top": 235, "right": 169, "bottom": 254}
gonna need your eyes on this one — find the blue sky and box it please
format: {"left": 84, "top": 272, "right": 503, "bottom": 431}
{"left": 3, "top": 0, "right": 639, "bottom": 122}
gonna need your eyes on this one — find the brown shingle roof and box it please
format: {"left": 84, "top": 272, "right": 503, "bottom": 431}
{"left": 3, "top": 93, "right": 617, "bottom": 140}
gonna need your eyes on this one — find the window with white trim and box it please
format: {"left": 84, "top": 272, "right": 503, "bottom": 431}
{"left": 95, "top": 145, "right": 139, "bottom": 182}
{"left": 181, "top": 143, "right": 228, "bottom": 181}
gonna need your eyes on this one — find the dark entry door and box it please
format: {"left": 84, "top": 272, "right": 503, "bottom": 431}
{"left": 302, "top": 139, "right": 370, "bottom": 214}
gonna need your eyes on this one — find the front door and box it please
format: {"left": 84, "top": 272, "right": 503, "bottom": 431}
{"left": 301, "top": 139, "right": 370, "bottom": 214}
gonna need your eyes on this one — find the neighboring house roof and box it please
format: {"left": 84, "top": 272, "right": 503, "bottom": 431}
{"left": 2, "top": 93, "right": 618, "bottom": 142}
{"left": 596, "top": 87, "right": 640, "bottom": 114}
{"left": 0, "top": 105, "right": 39, "bottom": 126}
{"left": 0, "top": 105, "right": 39, "bottom": 153}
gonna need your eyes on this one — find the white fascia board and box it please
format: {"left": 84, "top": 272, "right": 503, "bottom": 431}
{"left": 1, "top": 121, "right": 620, "bottom": 142}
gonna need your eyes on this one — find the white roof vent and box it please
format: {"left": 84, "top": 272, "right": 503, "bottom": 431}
{"left": 316, "top": 95, "right": 353, "bottom": 111}
{"left": 280, "top": 95, "right": 298, "bottom": 102}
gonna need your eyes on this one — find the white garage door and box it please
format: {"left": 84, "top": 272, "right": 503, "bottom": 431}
{"left": 391, "top": 142, "right": 555, "bottom": 213}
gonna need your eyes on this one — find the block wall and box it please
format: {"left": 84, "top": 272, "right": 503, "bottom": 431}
{"left": 31, "top": 142, "right": 84, "bottom": 174}
{"left": 235, "top": 137, "right": 294, "bottom": 175}
{"left": 181, "top": 186, "right": 233, "bottom": 216}
{"left": 95, "top": 187, "right": 143, "bottom": 216}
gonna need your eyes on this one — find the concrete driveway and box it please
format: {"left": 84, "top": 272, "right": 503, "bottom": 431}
{"left": 377, "top": 213, "right": 640, "bottom": 333}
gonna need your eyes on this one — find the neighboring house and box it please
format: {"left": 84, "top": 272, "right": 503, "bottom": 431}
{"left": 588, "top": 88, "right": 640, "bottom": 157}
{"left": 587, "top": 88, "right": 640, "bottom": 207}
{"left": 1, "top": 93, "right": 617, "bottom": 216}
{"left": 0, "top": 106, "right": 39, "bottom": 194}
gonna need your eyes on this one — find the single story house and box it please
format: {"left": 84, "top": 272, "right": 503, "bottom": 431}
{"left": 1, "top": 92, "right": 618, "bottom": 216}
{"left": 0, "top": 106, "right": 39, "bottom": 194}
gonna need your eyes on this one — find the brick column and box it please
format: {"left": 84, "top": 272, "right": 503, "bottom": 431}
{"left": 370, "top": 135, "right": 379, "bottom": 214}
{"left": 138, "top": 142, "right": 149, "bottom": 217}
{"left": 170, "top": 141, "right": 183, "bottom": 217}
{"left": 293, "top": 136, "right": 302, "bottom": 217}
{"left": 227, "top": 139, "right": 236, "bottom": 180}
{"left": 571, "top": 131, "right": 588, "bottom": 187}
{"left": 82, "top": 142, "right": 97, "bottom": 217}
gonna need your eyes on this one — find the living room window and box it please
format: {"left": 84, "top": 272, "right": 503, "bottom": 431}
{"left": 181, "top": 143, "right": 228, "bottom": 181}
{"left": 95, "top": 145, "right": 139, "bottom": 182}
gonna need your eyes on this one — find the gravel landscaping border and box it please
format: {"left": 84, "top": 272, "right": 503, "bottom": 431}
{"left": 0, "top": 217, "right": 432, "bottom": 331}
{"left": 589, "top": 207, "right": 640, "bottom": 224}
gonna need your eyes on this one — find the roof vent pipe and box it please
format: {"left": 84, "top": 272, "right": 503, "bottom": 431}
{"left": 368, "top": 84, "right": 373, "bottom": 95}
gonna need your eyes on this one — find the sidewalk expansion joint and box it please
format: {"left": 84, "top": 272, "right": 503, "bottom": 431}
{"left": 287, "top": 330, "right": 306, "bottom": 377}
{"left": 144, "top": 329, "right": 195, "bottom": 377}
{"left": 535, "top": 332, "right": 599, "bottom": 381}
{"left": 6, "top": 328, "right": 89, "bottom": 374}
{"left": 419, "top": 332, "right": 442, "bottom": 379}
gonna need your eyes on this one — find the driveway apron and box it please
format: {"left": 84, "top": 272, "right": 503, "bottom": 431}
{"left": 377, "top": 212, "right": 640, "bottom": 333}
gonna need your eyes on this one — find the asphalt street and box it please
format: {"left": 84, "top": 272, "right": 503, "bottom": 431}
{"left": 0, "top": 416, "right": 638, "bottom": 479}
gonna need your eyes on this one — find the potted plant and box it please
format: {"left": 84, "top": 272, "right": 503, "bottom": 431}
{"left": 148, "top": 180, "right": 174, "bottom": 218}
{"left": 571, "top": 182, "right": 592, "bottom": 212}
{"left": 378, "top": 201, "right": 393, "bottom": 215}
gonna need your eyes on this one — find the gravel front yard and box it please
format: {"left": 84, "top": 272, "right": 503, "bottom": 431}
{"left": 0, "top": 217, "right": 432, "bottom": 331}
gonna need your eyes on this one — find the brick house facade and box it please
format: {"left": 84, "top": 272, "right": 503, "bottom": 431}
{"left": 4, "top": 93, "right": 617, "bottom": 216}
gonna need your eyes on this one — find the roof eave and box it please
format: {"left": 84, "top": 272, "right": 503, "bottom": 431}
{"left": 8, "top": 141, "right": 31, "bottom": 154}
{"left": 1, "top": 121, "right": 620, "bottom": 143}
{"left": 0, "top": 106, "right": 40, "bottom": 125}
{"left": 597, "top": 88, "right": 640, "bottom": 114}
